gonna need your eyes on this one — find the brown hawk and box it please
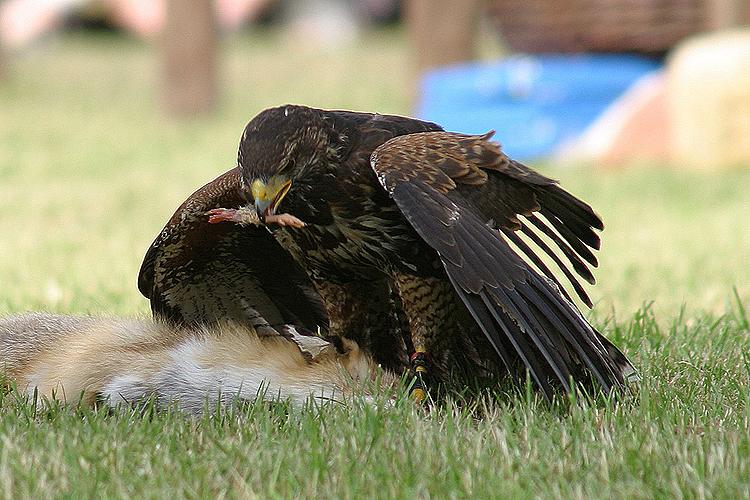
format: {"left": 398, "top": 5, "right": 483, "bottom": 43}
{"left": 139, "top": 105, "right": 636, "bottom": 402}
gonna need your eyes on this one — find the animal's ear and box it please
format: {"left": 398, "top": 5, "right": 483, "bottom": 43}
{"left": 334, "top": 338, "right": 373, "bottom": 382}
{"left": 323, "top": 335, "right": 351, "bottom": 355}
{"left": 339, "top": 337, "right": 360, "bottom": 355}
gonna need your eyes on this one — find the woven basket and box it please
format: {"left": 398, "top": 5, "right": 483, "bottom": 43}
{"left": 487, "top": 0, "right": 720, "bottom": 55}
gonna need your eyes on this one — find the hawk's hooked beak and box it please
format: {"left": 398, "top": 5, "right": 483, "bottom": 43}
{"left": 251, "top": 177, "right": 292, "bottom": 221}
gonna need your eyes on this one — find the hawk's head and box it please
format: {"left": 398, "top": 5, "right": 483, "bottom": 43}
{"left": 237, "top": 105, "right": 335, "bottom": 221}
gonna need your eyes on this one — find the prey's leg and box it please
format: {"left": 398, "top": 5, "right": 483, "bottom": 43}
{"left": 207, "top": 207, "right": 306, "bottom": 228}
{"left": 206, "top": 207, "right": 260, "bottom": 226}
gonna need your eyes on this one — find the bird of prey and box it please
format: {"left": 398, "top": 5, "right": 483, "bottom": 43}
{"left": 141, "top": 105, "right": 636, "bottom": 402}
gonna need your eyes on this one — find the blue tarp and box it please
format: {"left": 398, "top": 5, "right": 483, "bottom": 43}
{"left": 417, "top": 55, "right": 663, "bottom": 160}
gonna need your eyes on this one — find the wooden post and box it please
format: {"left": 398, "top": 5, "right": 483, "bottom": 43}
{"left": 162, "top": 0, "right": 218, "bottom": 116}
{"left": 708, "top": 0, "right": 743, "bottom": 29}
{"left": 405, "top": 0, "right": 481, "bottom": 109}
{"left": 405, "top": 0, "right": 480, "bottom": 75}
{"left": 0, "top": 38, "right": 5, "bottom": 79}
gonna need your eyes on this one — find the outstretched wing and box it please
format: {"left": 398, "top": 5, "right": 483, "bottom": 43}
{"left": 371, "top": 132, "right": 634, "bottom": 400}
{"left": 373, "top": 130, "right": 603, "bottom": 307}
{"left": 138, "top": 168, "right": 327, "bottom": 332}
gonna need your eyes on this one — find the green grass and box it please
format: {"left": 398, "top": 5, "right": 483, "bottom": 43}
{"left": 1, "top": 31, "right": 749, "bottom": 498}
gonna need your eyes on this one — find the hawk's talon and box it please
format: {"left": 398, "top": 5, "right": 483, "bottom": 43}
{"left": 410, "top": 385, "right": 427, "bottom": 403}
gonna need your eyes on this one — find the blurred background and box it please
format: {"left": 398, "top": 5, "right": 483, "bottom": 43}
{"left": 0, "top": 0, "right": 748, "bottom": 320}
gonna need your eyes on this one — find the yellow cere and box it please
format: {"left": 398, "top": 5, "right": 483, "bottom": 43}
{"left": 251, "top": 178, "right": 268, "bottom": 202}
{"left": 251, "top": 176, "right": 292, "bottom": 208}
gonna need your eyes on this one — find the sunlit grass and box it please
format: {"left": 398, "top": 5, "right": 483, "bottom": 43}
{"left": 1, "top": 305, "right": 749, "bottom": 498}
{"left": 1, "top": 30, "right": 749, "bottom": 498}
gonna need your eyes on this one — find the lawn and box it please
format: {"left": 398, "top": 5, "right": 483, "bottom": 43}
{"left": 1, "top": 30, "right": 749, "bottom": 498}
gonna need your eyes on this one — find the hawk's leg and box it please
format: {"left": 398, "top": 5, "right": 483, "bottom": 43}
{"left": 409, "top": 351, "right": 429, "bottom": 402}
{"left": 392, "top": 273, "right": 464, "bottom": 402}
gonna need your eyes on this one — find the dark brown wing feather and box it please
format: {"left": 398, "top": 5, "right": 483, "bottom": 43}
{"left": 138, "top": 168, "right": 327, "bottom": 331}
{"left": 371, "top": 132, "right": 635, "bottom": 399}
{"left": 372, "top": 130, "right": 602, "bottom": 307}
